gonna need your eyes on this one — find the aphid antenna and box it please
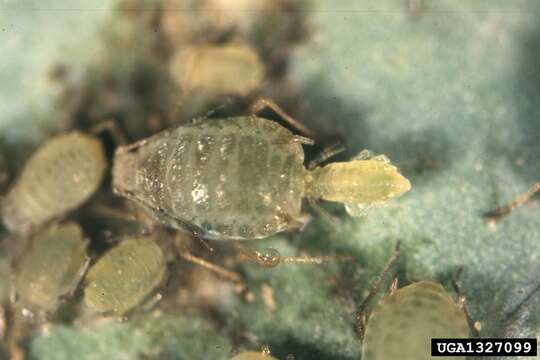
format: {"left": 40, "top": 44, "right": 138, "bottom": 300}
{"left": 484, "top": 179, "right": 540, "bottom": 224}
{"left": 89, "top": 119, "right": 128, "bottom": 146}
{"left": 451, "top": 267, "right": 480, "bottom": 338}
{"left": 233, "top": 242, "right": 351, "bottom": 268}
{"left": 249, "top": 97, "right": 316, "bottom": 139}
{"left": 356, "top": 241, "right": 401, "bottom": 341}
{"left": 232, "top": 243, "right": 280, "bottom": 268}
{"left": 279, "top": 254, "right": 352, "bottom": 264}
{"left": 308, "top": 141, "right": 346, "bottom": 170}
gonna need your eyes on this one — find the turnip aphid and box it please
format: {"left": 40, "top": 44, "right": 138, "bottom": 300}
{"left": 2, "top": 132, "right": 106, "bottom": 234}
{"left": 169, "top": 43, "right": 264, "bottom": 98}
{"left": 13, "top": 222, "right": 89, "bottom": 314}
{"left": 362, "top": 281, "right": 470, "bottom": 360}
{"left": 84, "top": 237, "right": 166, "bottom": 315}
{"left": 113, "top": 115, "right": 411, "bottom": 240}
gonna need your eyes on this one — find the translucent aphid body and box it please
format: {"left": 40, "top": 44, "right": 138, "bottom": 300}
{"left": 84, "top": 237, "right": 166, "bottom": 315}
{"left": 230, "top": 351, "right": 278, "bottom": 360}
{"left": 113, "top": 116, "right": 411, "bottom": 240}
{"left": 2, "top": 132, "right": 106, "bottom": 234}
{"left": 13, "top": 222, "right": 89, "bottom": 313}
{"left": 362, "top": 281, "right": 470, "bottom": 360}
{"left": 169, "top": 43, "right": 264, "bottom": 97}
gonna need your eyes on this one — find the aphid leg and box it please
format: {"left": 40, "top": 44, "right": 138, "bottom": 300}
{"left": 307, "top": 197, "right": 341, "bottom": 225}
{"left": 353, "top": 149, "right": 373, "bottom": 160}
{"left": 451, "top": 267, "right": 480, "bottom": 337}
{"left": 91, "top": 204, "right": 138, "bottom": 223}
{"left": 285, "top": 213, "right": 312, "bottom": 233}
{"left": 293, "top": 135, "right": 315, "bottom": 145}
{"left": 250, "top": 97, "right": 316, "bottom": 139}
{"left": 178, "top": 251, "right": 246, "bottom": 289}
{"left": 194, "top": 235, "right": 215, "bottom": 252}
{"left": 90, "top": 119, "right": 128, "bottom": 145}
{"left": 352, "top": 149, "right": 391, "bottom": 164}
{"left": 484, "top": 180, "right": 540, "bottom": 224}
{"left": 308, "top": 142, "right": 346, "bottom": 169}
{"left": 356, "top": 242, "right": 401, "bottom": 341}
{"left": 173, "top": 233, "right": 245, "bottom": 287}
{"left": 140, "top": 292, "right": 163, "bottom": 312}
{"left": 261, "top": 344, "right": 272, "bottom": 356}
{"left": 5, "top": 308, "right": 25, "bottom": 360}
{"left": 0, "top": 306, "right": 4, "bottom": 342}
{"left": 389, "top": 276, "right": 398, "bottom": 295}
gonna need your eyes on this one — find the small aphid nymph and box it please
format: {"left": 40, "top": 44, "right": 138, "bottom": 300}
{"left": 83, "top": 236, "right": 166, "bottom": 315}
{"left": 362, "top": 281, "right": 470, "bottom": 360}
{"left": 305, "top": 151, "right": 411, "bottom": 217}
{"left": 13, "top": 222, "right": 89, "bottom": 314}
{"left": 2, "top": 132, "right": 106, "bottom": 234}
{"left": 113, "top": 114, "right": 411, "bottom": 240}
{"left": 169, "top": 43, "right": 264, "bottom": 98}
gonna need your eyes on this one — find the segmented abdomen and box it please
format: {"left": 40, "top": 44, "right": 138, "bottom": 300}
{"left": 84, "top": 237, "right": 166, "bottom": 315}
{"left": 2, "top": 133, "right": 106, "bottom": 234}
{"left": 132, "top": 116, "right": 305, "bottom": 239}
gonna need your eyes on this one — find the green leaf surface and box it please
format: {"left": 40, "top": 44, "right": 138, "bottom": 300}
{"left": 28, "top": 313, "right": 231, "bottom": 360}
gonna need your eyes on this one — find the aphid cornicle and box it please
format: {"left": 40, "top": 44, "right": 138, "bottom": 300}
{"left": 362, "top": 281, "right": 470, "bottom": 360}
{"left": 13, "top": 222, "right": 89, "bottom": 313}
{"left": 113, "top": 116, "right": 411, "bottom": 240}
{"left": 2, "top": 132, "right": 106, "bottom": 234}
{"left": 83, "top": 237, "right": 166, "bottom": 315}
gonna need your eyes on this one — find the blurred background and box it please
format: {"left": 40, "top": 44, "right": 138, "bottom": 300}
{"left": 1, "top": 0, "right": 539, "bottom": 359}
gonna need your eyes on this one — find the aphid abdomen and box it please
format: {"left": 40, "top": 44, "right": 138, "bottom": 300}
{"left": 2, "top": 133, "right": 106, "bottom": 234}
{"left": 84, "top": 237, "right": 166, "bottom": 315}
{"left": 114, "top": 116, "right": 305, "bottom": 239}
{"left": 167, "top": 117, "right": 305, "bottom": 239}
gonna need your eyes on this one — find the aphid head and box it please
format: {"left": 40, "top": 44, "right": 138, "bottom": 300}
{"left": 305, "top": 157, "right": 411, "bottom": 216}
